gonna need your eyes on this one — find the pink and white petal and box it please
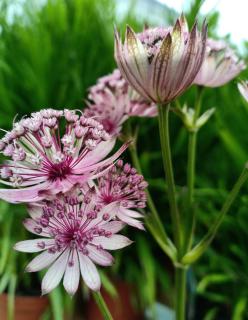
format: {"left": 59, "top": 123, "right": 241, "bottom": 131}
{"left": 88, "top": 245, "right": 114, "bottom": 266}
{"left": 119, "top": 207, "right": 144, "bottom": 218}
{"left": 0, "top": 185, "right": 47, "bottom": 203}
{"left": 116, "top": 211, "right": 145, "bottom": 230}
{"left": 91, "top": 235, "right": 133, "bottom": 250}
{"left": 73, "top": 139, "right": 116, "bottom": 169}
{"left": 238, "top": 82, "right": 248, "bottom": 102}
{"left": 25, "top": 250, "right": 62, "bottom": 272}
{"left": 125, "top": 26, "right": 149, "bottom": 82}
{"left": 74, "top": 142, "right": 130, "bottom": 174}
{"left": 101, "top": 221, "right": 126, "bottom": 234}
{"left": 114, "top": 29, "right": 152, "bottom": 101}
{"left": 78, "top": 253, "right": 101, "bottom": 291}
{"left": 63, "top": 253, "right": 80, "bottom": 296}
{"left": 41, "top": 249, "right": 70, "bottom": 295}
{"left": 27, "top": 204, "right": 43, "bottom": 220}
{"left": 150, "top": 33, "right": 172, "bottom": 102}
{"left": 84, "top": 202, "right": 119, "bottom": 232}
{"left": 14, "top": 239, "right": 54, "bottom": 253}
{"left": 23, "top": 218, "right": 49, "bottom": 236}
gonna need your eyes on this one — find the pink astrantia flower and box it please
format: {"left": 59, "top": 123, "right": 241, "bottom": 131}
{"left": 238, "top": 81, "right": 248, "bottom": 102}
{"left": 14, "top": 188, "right": 132, "bottom": 294}
{"left": 114, "top": 15, "right": 207, "bottom": 104}
{"left": 0, "top": 109, "right": 128, "bottom": 203}
{"left": 84, "top": 69, "right": 157, "bottom": 136}
{"left": 91, "top": 159, "right": 148, "bottom": 230}
{"left": 194, "top": 38, "right": 245, "bottom": 87}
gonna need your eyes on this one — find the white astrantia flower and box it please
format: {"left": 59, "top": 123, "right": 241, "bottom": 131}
{"left": 14, "top": 187, "right": 133, "bottom": 295}
{"left": 0, "top": 108, "right": 129, "bottom": 203}
{"left": 194, "top": 39, "right": 245, "bottom": 87}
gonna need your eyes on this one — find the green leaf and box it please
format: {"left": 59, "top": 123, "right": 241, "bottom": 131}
{"left": 197, "top": 273, "right": 233, "bottom": 293}
{"left": 232, "top": 297, "right": 247, "bottom": 320}
{"left": 203, "top": 307, "right": 219, "bottom": 320}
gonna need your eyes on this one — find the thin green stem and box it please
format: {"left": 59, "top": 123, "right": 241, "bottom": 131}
{"left": 158, "top": 104, "right": 181, "bottom": 252}
{"left": 182, "top": 166, "right": 248, "bottom": 264}
{"left": 184, "top": 87, "right": 203, "bottom": 251}
{"left": 129, "top": 142, "right": 177, "bottom": 261}
{"left": 175, "top": 267, "right": 187, "bottom": 320}
{"left": 187, "top": 132, "right": 197, "bottom": 206}
{"left": 129, "top": 143, "right": 164, "bottom": 232}
{"left": 187, "top": 87, "right": 203, "bottom": 207}
{"left": 93, "top": 291, "right": 113, "bottom": 320}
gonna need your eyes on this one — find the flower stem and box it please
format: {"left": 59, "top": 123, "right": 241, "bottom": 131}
{"left": 129, "top": 141, "right": 165, "bottom": 232}
{"left": 175, "top": 267, "right": 187, "bottom": 320}
{"left": 184, "top": 87, "right": 203, "bottom": 251}
{"left": 129, "top": 141, "right": 177, "bottom": 260}
{"left": 93, "top": 291, "right": 113, "bottom": 320}
{"left": 158, "top": 104, "right": 181, "bottom": 251}
{"left": 187, "top": 87, "right": 203, "bottom": 206}
{"left": 182, "top": 166, "right": 248, "bottom": 264}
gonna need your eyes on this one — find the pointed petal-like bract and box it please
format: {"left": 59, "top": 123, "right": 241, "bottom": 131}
{"left": 63, "top": 253, "right": 80, "bottom": 295}
{"left": 92, "top": 235, "right": 133, "bottom": 250}
{"left": 78, "top": 254, "right": 101, "bottom": 291}
{"left": 42, "top": 249, "right": 70, "bottom": 295}
{"left": 25, "top": 251, "right": 62, "bottom": 272}
{"left": 238, "top": 81, "right": 248, "bottom": 102}
{"left": 14, "top": 239, "right": 54, "bottom": 252}
{"left": 115, "top": 28, "right": 152, "bottom": 101}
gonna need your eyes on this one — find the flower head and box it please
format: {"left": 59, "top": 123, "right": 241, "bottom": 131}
{"left": 238, "top": 81, "right": 248, "bottom": 102}
{"left": 84, "top": 69, "right": 157, "bottom": 136}
{"left": 194, "top": 38, "right": 245, "bottom": 87}
{"left": 0, "top": 109, "right": 128, "bottom": 203}
{"left": 92, "top": 159, "right": 148, "bottom": 230}
{"left": 114, "top": 15, "right": 207, "bottom": 104}
{"left": 14, "top": 187, "right": 132, "bottom": 294}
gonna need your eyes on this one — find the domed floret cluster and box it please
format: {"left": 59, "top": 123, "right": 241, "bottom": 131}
{"left": 92, "top": 160, "right": 148, "bottom": 230}
{"left": 0, "top": 109, "right": 128, "bottom": 203}
{"left": 84, "top": 69, "right": 157, "bottom": 136}
{"left": 14, "top": 187, "right": 133, "bottom": 294}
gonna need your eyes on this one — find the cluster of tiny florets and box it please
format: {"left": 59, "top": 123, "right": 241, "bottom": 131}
{"left": 0, "top": 109, "right": 110, "bottom": 186}
{"left": 24, "top": 190, "right": 117, "bottom": 258}
{"left": 96, "top": 159, "right": 148, "bottom": 209}
{"left": 84, "top": 70, "right": 157, "bottom": 135}
{"left": 138, "top": 27, "right": 171, "bottom": 60}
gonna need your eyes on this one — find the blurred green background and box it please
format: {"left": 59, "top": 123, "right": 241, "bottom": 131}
{"left": 0, "top": 0, "right": 248, "bottom": 319}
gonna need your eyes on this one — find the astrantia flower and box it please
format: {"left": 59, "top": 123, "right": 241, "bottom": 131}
{"left": 194, "top": 38, "right": 245, "bottom": 87}
{"left": 114, "top": 15, "right": 207, "bottom": 104}
{"left": 14, "top": 189, "right": 132, "bottom": 294}
{"left": 84, "top": 69, "right": 157, "bottom": 136}
{"left": 0, "top": 109, "right": 128, "bottom": 203}
{"left": 238, "top": 81, "right": 248, "bottom": 102}
{"left": 91, "top": 160, "right": 148, "bottom": 230}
